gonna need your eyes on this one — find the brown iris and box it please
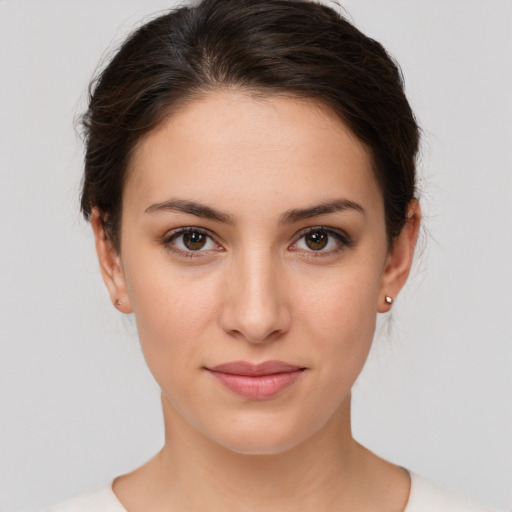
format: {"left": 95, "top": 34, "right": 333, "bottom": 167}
{"left": 305, "top": 230, "right": 328, "bottom": 250}
{"left": 183, "top": 231, "right": 207, "bottom": 250}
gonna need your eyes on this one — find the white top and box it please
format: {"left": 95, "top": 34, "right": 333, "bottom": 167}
{"left": 44, "top": 472, "right": 493, "bottom": 512}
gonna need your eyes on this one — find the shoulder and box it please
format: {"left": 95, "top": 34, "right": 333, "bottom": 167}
{"left": 41, "top": 482, "right": 126, "bottom": 512}
{"left": 405, "top": 472, "right": 493, "bottom": 512}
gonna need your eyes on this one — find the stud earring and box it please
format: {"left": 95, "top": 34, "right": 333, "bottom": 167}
{"left": 385, "top": 295, "right": 393, "bottom": 305}
{"left": 115, "top": 299, "right": 123, "bottom": 306}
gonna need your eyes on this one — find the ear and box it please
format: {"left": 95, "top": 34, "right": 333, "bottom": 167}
{"left": 378, "top": 200, "right": 421, "bottom": 313}
{"left": 90, "top": 208, "right": 133, "bottom": 314}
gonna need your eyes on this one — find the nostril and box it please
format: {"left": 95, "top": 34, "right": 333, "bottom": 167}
{"left": 217, "top": 272, "right": 292, "bottom": 344}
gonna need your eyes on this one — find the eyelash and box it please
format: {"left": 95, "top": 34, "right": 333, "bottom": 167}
{"left": 291, "top": 226, "right": 354, "bottom": 258}
{"left": 161, "top": 226, "right": 354, "bottom": 259}
{"left": 161, "top": 227, "right": 221, "bottom": 259}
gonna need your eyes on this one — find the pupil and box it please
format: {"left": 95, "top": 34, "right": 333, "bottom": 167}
{"left": 306, "top": 230, "right": 328, "bottom": 250}
{"left": 184, "top": 232, "right": 206, "bottom": 250}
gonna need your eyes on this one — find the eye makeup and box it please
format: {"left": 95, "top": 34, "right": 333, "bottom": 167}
{"left": 159, "top": 224, "right": 355, "bottom": 261}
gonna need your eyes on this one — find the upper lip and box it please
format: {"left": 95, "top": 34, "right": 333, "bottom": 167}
{"left": 207, "top": 360, "right": 305, "bottom": 376}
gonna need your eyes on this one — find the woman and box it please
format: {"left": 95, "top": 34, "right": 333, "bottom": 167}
{"left": 45, "top": 0, "right": 493, "bottom": 510}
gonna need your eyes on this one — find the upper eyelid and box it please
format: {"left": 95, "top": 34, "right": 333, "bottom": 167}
{"left": 165, "top": 226, "right": 217, "bottom": 243}
{"left": 163, "top": 228, "right": 222, "bottom": 257}
{"left": 293, "top": 225, "right": 352, "bottom": 246}
{"left": 164, "top": 225, "right": 350, "bottom": 253}
{"left": 294, "top": 225, "right": 347, "bottom": 238}
{"left": 165, "top": 225, "right": 346, "bottom": 240}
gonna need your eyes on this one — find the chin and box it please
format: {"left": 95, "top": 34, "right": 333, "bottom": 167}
{"left": 219, "top": 436, "right": 304, "bottom": 456}
{"left": 207, "top": 419, "right": 317, "bottom": 456}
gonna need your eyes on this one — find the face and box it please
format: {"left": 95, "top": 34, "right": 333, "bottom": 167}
{"left": 94, "top": 92, "right": 416, "bottom": 455}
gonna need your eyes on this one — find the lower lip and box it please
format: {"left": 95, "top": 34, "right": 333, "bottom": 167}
{"left": 208, "top": 370, "right": 303, "bottom": 399}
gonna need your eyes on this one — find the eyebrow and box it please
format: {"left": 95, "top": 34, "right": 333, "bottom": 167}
{"left": 145, "top": 199, "right": 236, "bottom": 224}
{"left": 278, "top": 199, "right": 365, "bottom": 224}
{"left": 145, "top": 198, "right": 365, "bottom": 224}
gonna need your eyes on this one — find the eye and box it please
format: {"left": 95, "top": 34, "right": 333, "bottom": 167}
{"left": 162, "top": 227, "right": 221, "bottom": 257}
{"left": 291, "top": 227, "right": 352, "bottom": 256}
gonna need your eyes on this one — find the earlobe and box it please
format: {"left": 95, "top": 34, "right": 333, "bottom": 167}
{"left": 378, "top": 200, "right": 421, "bottom": 313}
{"left": 90, "top": 208, "right": 132, "bottom": 313}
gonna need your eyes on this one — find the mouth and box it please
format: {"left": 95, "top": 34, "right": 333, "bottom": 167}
{"left": 205, "top": 360, "right": 307, "bottom": 399}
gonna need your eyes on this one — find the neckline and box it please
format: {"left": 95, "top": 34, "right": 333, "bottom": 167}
{"left": 403, "top": 470, "right": 416, "bottom": 512}
{"left": 106, "top": 470, "right": 416, "bottom": 512}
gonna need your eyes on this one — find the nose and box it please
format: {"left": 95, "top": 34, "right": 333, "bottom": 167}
{"left": 218, "top": 250, "right": 291, "bottom": 344}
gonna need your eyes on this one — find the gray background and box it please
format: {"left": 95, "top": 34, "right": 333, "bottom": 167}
{"left": 0, "top": 1, "right": 511, "bottom": 511}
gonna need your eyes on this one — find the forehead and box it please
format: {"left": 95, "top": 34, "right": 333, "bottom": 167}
{"left": 125, "top": 91, "right": 382, "bottom": 218}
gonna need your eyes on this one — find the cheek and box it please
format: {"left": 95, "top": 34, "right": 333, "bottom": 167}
{"left": 123, "top": 253, "right": 222, "bottom": 372}
{"left": 294, "top": 260, "right": 382, "bottom": 374}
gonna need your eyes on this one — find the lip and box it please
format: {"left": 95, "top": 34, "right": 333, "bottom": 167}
{"left": 206, "top": 360, "right": 306, "bottom": 399}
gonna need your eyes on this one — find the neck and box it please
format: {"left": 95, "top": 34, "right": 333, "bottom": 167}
{"left": 113, "top": 393, "right": 410, "bottom": 512}
{"left": 171, "top": 394, "right": 356, "bottom": 496}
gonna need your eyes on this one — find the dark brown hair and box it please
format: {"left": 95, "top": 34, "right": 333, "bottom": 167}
{"left": 80, "top": 0, "right": 420, "bottom": 251}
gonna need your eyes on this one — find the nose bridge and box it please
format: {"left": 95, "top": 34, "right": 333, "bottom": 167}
{"left": 219, "top": 243, "right": 290, "bottom": 343}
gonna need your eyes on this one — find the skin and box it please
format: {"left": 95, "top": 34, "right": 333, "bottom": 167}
{"left": 92, "top": 91, "right": 420, "bottom": 512}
